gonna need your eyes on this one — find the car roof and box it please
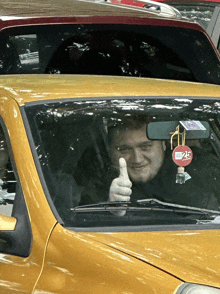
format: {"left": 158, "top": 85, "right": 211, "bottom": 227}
{"left": 0, "top": 75, "right": 220, "bottom": 105}
{"left": 0, "top": 0, "right": 178, "bottom": 18}
{"left": 161, "top": 0, "right": 220, "bottom": 3}
{"left": 0, "top": 0, "right": 201, "bottom": 30}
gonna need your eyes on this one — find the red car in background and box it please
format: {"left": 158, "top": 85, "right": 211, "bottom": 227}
{"left": 0, "top": 0, "right": 220, "bottom": 84}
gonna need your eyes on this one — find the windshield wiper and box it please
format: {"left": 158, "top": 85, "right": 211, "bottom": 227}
{"left": 71, "top": 198, "right": 220, "bottom": 217}
{"left": 71, "top": 201, "right": 135, "bottom": 212}
{"left": 136, "top": 198, "right": 220, "bottom": 216}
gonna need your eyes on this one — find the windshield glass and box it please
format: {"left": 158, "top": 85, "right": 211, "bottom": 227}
{"left": 2, "top": 24, "right": 220, "bottom": 85}
{"left": 25, "top": 98, "right": 220, "bottom": 228}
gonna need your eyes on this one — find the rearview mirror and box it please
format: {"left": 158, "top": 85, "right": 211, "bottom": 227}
{"left": 147, "top": 121, "right": 210, "bottom": 140}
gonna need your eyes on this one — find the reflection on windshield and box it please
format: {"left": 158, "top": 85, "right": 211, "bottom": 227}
{"left": 25, "top": 98, "right": 220, "bottom": 228}
{"left": 169, "top": 4, "right": 215, "bottom": 29}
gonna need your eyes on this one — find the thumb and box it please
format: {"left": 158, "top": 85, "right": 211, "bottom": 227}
{"left": 119, "top": 158, "right": 130, "bottom": 181}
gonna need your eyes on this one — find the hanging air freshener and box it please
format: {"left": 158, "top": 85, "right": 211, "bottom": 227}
{"left": 172, "top": 144, "right": 193, "bottom": 184}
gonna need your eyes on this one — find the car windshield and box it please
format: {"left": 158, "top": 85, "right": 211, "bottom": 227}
{"left": 24, "top": 97, "right": 220, "bottom": 229}
{"left": 1, "top": 24, "right": 220, "bottom": 85}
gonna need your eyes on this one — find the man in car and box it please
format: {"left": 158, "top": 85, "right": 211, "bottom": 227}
{"left": 107, "top": 117, "right": 220, "bottom": 212}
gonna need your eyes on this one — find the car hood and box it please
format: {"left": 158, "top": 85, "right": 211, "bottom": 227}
{"left": 81, "top": 229, "right": 220, "bottom": 287}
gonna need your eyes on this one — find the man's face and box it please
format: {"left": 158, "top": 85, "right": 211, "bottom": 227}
{"left": 110, "top": 124, "right": 165, "bottom": 183}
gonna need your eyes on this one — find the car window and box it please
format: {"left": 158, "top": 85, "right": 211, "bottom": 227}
{"left": 164, "top": 2, "right": 216, "bottom": 30}
{"left": 0, "top": 125, "right": 17, "bottom": 252}
{"left": 1, "top": 24, "right": 220, "bottom": 85}
{"left": 0, "top": 125, "right": 16, "bottom": 218}
{"left": 9, "top": 34, "right": 39, "bottom": 73}
{"left": 25, "top": 98, "right": 220, "bottom": 228}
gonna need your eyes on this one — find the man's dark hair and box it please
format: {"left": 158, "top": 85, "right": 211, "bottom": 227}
{"left": 107, "top": 115, "right": 150, "bottom": 144}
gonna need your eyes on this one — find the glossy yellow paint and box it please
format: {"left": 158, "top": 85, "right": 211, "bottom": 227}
{"left": 83, "top": 229, "right": 220, "bottom": 288}
{"left": 0, "top": 214, "right": 16, "bottom": 230}
{"left": 34, "top": 224, "right": 220, "bottom": 292}
{"left": 0, "top": 75, "right": 220, "bottom": 106}
{"left": 34, "top": 224, "right": 183, "bottom": 294}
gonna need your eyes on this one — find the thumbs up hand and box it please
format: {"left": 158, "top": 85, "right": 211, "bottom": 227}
{"left": 109, "top": 158, "right": 132, "bottom": 202}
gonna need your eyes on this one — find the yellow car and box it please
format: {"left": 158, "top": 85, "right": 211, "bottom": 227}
{"left": 1, "top": 75, "right": 220, "bottom": 293}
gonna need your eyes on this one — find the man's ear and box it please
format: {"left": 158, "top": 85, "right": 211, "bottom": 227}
{"left": 162, "top": 141, "right": 166, "bottom": 151}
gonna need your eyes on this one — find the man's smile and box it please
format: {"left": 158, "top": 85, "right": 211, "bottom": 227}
{"left": 129, "top": 164, "right": 149, "bottom": 171}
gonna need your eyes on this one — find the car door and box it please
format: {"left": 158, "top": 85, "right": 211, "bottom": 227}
{"left": 0, "top": 97, "right": 57, "bottom": 293}
{"left": 0, "top": 120, "right": 39, "bottom": 293}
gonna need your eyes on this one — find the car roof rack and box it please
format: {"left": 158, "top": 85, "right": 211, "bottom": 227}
{"left": 104, "top": 0, "right": 182, "bottom": 18}
{"left": 141, "top": 0, "right": 182, "bottom": 18}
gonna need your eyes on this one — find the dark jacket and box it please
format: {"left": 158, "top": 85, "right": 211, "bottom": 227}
{"left": 131, "top": 148, "right": 220, "bottom": 210}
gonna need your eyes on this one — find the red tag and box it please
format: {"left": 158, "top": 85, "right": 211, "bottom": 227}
{"left": 172, "top": 145, "right": 193, "bottom": 167}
